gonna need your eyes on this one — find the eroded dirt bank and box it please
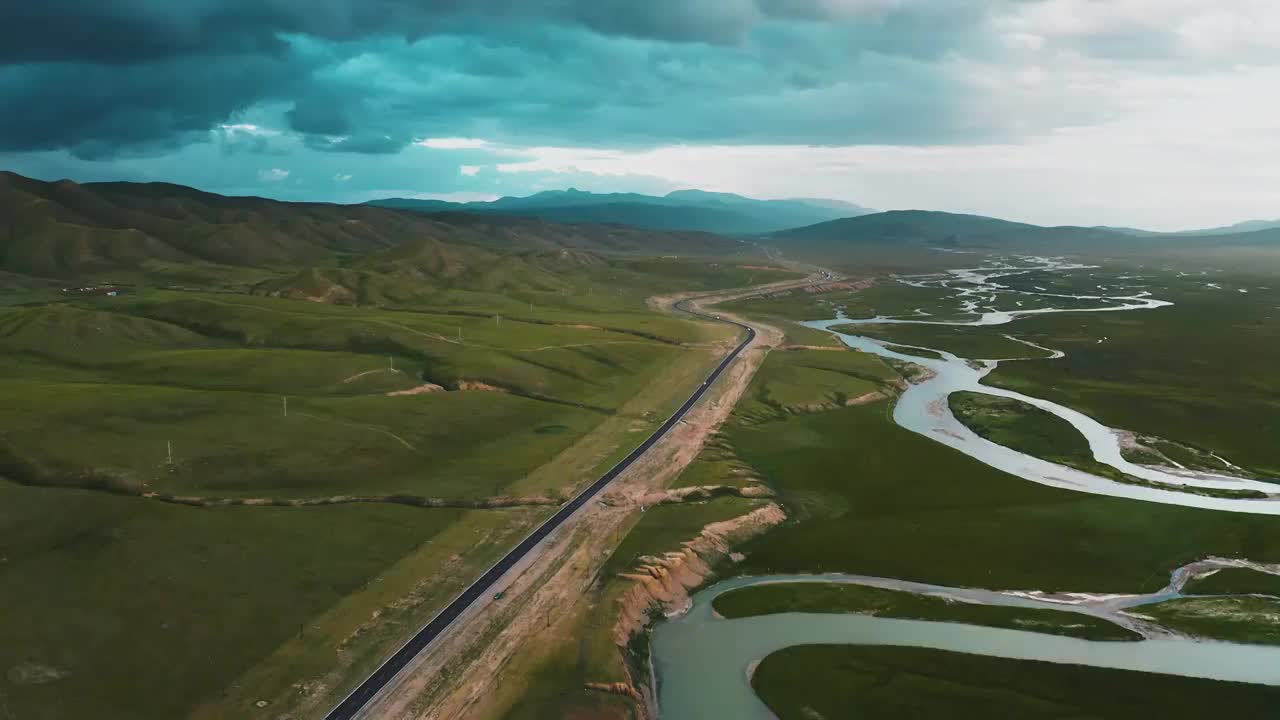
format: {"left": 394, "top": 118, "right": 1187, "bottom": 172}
{"left": 611, "top": 503, "right": 787, "bottom": 647}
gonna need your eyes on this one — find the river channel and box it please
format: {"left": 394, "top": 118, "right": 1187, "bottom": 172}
{"left": 652, "top": 571, "right": 1280, "bottom": 720}
{"left": 653, "top": 257, "right": 1280, "bottom": 718}
{"left": 802, "top": 257, "right": 1280, "bottom": 512}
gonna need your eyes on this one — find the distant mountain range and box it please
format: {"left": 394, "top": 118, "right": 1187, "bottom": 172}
{"left": 773, "top": 210, "right": 1280, "bottom": 250}
{"left": 5, "top": 170, "right": 1277, "bottom": 285}
{"left": 0, "top": 171, "right": 742, "bottom": 279}
{"left": 368, "top": 188, "right": 875, "bottom": 235}
{"left": 1099, "top": 219, "right": 1280, "bottom": 237}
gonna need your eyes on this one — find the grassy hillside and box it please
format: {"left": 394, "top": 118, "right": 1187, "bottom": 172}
{"left": 768, "top": 210, "right": 1280, "bottom": 271}
{"left": 0, "top": 171, "right": 744, "bottom": 280}
{"left": 772, "top": 209, "right": 1121, "bottom": 250}
{"left": 0, "top": 289, "right": 724, "bottom": 499}
{"left": 0, "top": 171, "right": 794, "bottom": 720}
{"left": 0, "top": 275, "right": 750, "bottom": 719}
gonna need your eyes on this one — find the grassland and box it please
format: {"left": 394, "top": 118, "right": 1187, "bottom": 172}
{"left": 841, "top": 323, "right": 1055, "bottom": 359}
{"left": 731, "top": 348, "right": 899, "bottom": 424}
{"left": 0, "top": 246, "right": 767, "bottom": 719}
{"left": 722, "top": 396, "right": 1280, "bottom": 593}
{"left": 751, "top": 645, "right": 1280, "bottom": 720}
{"left": 1136, "top": 596, "right": 1280, "bottom": 646}
{"left": 722, "top": 280, "right": 954, "bottom": 323}
{"left": 0, "top": 479, "right": 467, "bottom": 720}
{"left": 981, "top": 271, "right": 1280, "bottom": 478}
{"left": 0, "top": 298, "right": 694, "bottom": 500}
{"left": 712, "top": 582, "right": 1139, "bottom": 640}
{"left": 732, "top": 261, "right": 1280, "bottom": 482}
{"left": 1185, "top": 568, "right": 1280, "bottom": 596}
{"left": 948, "top": 392, "right": 1125, "bottom": 477}
{"left": 948, "top": 392, "right": 1269, "bottom": 499}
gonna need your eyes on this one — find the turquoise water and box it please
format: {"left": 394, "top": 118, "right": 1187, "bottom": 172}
{"left": 652, "top": 575, "right": 1280, "bottom": 719}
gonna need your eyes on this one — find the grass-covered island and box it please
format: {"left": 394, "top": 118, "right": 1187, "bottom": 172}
{"left": 712, "top": 582, "right": 1139, "bottom": 641}
{"left": 752, "top": 645, "right": 1280, "bottom": 719}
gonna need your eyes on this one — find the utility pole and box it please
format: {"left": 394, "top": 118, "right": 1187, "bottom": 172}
{"left": 283, "top": 396, "right": 288, "bottom": 418}
{"left": 389, "top": 355, "right": 395, "bottom": 371}
{"left": 166, "top": 441, "right": 173, "bottom": 466}
{"left": 495, "top": 314, "right": 500, "bottom": 326}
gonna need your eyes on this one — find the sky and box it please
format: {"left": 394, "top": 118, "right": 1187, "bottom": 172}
{"left": 2, "top": 1, "right": 1278, "bottom": 231}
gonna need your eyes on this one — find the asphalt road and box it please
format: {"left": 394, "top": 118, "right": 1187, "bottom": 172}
{"left": 323, "top": 297, "right": 755, "bottom": 720}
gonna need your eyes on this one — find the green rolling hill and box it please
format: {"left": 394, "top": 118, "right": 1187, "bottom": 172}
{"left": 771, "top": 209, "right": 1280, "bottom": 252}
{"left": 0, "top": 172, "right": 746, "bottom": 281}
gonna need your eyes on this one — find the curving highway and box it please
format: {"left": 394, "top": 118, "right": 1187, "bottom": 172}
{"left": 323, "top": 295, "right": 756, "bottom": 720}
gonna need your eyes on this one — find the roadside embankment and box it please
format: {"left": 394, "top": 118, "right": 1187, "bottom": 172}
{"left": 611, "top": 503, "right": 787, "bottom": 647}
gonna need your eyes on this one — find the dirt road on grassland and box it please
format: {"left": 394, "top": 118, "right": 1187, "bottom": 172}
{"left": 353, "top": 271, "right": 831, "bottom": 720}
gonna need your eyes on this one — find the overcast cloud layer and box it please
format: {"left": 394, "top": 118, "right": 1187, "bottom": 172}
{"left": 2, "top": 1, "right": 1277, "bottom": 229}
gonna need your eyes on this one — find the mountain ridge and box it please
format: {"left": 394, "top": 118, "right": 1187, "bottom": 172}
{"left": 772, "top": 209, "right": 1280, "bottom": 249}
{"left": 367, "top": 188, "right": 875, "bottom": 235}
{"left": 0, "top": 171, "right": 743, "bottom": 279}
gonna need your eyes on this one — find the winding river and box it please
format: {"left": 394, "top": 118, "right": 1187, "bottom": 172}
{"left": 803, "top": 257, "right": 1280, "bottom": 513}
{"left": 652, "top": 257, "right": 1280, "bottom": 718}
{"left": 653, "top": 569, "right": 1280, "bottom": 720}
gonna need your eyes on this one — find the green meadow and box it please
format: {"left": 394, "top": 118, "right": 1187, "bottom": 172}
{"left": 1185, "top": 568, "right": 1280, "bottom": 596}
{"left": 752, "top": 646, "right": 1280, "bottom": 720}
{"left": 727, "top": 398, "right": 1280, "bottom": 592}
{"left": 0, "top": 250, "right": 769, "bottom": 719}
{"left": 0, "top": 296, "right": 697, "bottom": 500}
{"left": 731, "top": 347, "right": 899, "bottom": 424}
{"left": 679, "top": 290, "right": 1280, "bottom": 593}
{"left": 712, "top": 582, "right": 1139, "bottom": 641}
{"left": 1137, "top": 596, "right": 1280, "bottom": 646}
{"left": 983, "top": 271, "right": 1280, "bottom": 477}
{"left": 947, "top": 392, "right": 1131, "bottom": 480}
{"left": 722, "top": 279, "right": 956, "bottom": 323}
{"left": 842, "top": 322, "right": 1055, "bottom": 359}
{"left": 0, "top": 480, "right": 467, "bottom": 720}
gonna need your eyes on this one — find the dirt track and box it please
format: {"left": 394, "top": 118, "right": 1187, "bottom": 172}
{"left": 352, "top": 270, "right": 830, "bottom": 719}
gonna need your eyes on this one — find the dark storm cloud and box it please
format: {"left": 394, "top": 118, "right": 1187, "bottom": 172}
{"left": 0, "top": 53, "right": 304, "bottom": 157}
{"left": 0, "top": 0, "right": 1216, "bottom": 160}
{"left": 0, "top": 1, "right": 782, "bottom": 156}
{"left": 0, "top": 0, "right": 762, "bottom": 65}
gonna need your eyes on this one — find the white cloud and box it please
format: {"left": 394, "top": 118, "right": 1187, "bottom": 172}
{"left": 417, "top": 137, "right": 491, "bottom": 150}
{"left": 995, "top": 0, "right": 1280, "bottom": 65}
{"left": 258, "top": 168, "right": 290, "bottom": 181}
{"left": 459, "top": 165, "right": 481, "bottom": 176}
{"left": 219, "top": 123, "right": 280, "bottom": 136}
{"left": 481, "top": 62, "right": 1280, "bottom": 231}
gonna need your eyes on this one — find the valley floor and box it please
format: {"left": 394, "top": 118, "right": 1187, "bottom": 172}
{"left": 620, "top": 254, "right": 1280, "bottom": 720}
